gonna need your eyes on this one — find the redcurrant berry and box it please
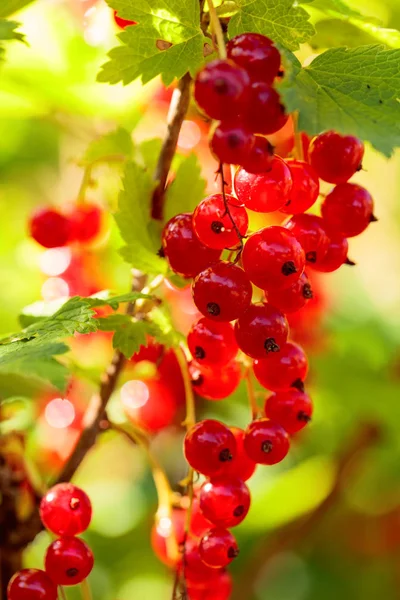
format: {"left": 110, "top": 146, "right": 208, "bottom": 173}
{"left": 184, "top": 419, "right": 237, "bottom": 477}
{"left": 113, "top": 10, "right": 136, "bottom": 28}
{"left": 234, "top": 303, "right": 289, "bottom": 359}
{"left": 244, "top": 419, "right": 290, "bottom": 465}
{"left": 223, "top": 427, "right": 257, "bottom": 481}
{"left": 194, "top": 60, "right": 251, "bottom": 120}
{"left": 162, "top": 213, "right": 221, "bottom": 278}
{"left": 234, "top": 156, "right": 292, "bottom": 213}
{"left": 7, "top": 569, "right": 57, "bottom": 600}
{"left": 242, "top": 82, "right": 288, "bottom": 135}
{"left": 253, "top": 342, "right": 308, "bottom": 392}
{"left": 321, "top": 183, "right": 375, "bottom": 238}
{"left": 280, "top": 160, "right": 320, "bottom": 214}
{"left": 241, "top": 135, "right": 274, "bottom": 174}
{"left": 151, "top": 508, "right": 186, "bottom": 567}
{"left": 45, "top": 537, "right": 94, "bottom": 586}
{"left": 312, "top": 234, "right": 349, "bottom": 272}
{"left": 121, "top": 378, "right": 177, "bottom": 433}
{"left": 69, "top": 204, "right": 103, "bottom": 243}
{"left": 190, "top": 360, "right": 241, "bottom": 400}
{"left": 29, "top": 208, "right": 71, "bottom": 248}
{"left": 199, "top": 528, "right": 239, "bottom": 568}
{"left": 308, "top": 130, "right": 364, "bottom": 184}
{"left": 284, "top": 214, "right": 330, "bottom": 265}
{"left": 199, "top": 476, "right": 251, "bottom": 528}
{"left": 187, "top": 570, "right": 232, "bottom": 600}
{"left": 192, "top": 261, "right": 252, "bottom": 322}
{"left": 192, "top": 194, "right": 248, "bottom": 250}
{"left": 242, "top": 226, "right": 305, "bottom": 291}
{"left": 210, "top": 121, "right": 255, "bottom": 165}
{"left": 227, "top": 33, "right": 281, "bottom": 84}
{"left": 266, "top": 271, "right": 313, "bottom": 314}
{"left": 188, "top": 318, "right": 238, "bottom": 367}
{"left": 264, "top": 389, "right": 313, "bottom": 434}
{"left": 183, "top": 540, "right": 223, "bottom": 584}
{"left": 40, "top": 483, "right": 92, "bottom": 536}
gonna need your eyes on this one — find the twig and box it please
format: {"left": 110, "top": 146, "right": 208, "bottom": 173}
{"left": 218, "top": 162, "right": 244, "bottom": 261}
{"left": 244, "top": 368, "right": 259, "bottom": 420}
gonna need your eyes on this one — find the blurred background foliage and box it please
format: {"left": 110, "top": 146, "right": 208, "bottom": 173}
{"left": 1, "top": 0, "right": 400, "bottom": 599}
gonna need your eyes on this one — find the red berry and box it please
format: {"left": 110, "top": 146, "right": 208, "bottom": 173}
{"left": 234, "top": 303, "right": 289, "bottom": 359}
{"left": 187, "top": 570, "right": 232, "bottom": 600}
{"left": 188, "top": 318, "right": 238, "bottom": 367}
{"left": 7, "top": 569, "right": 57, "bottom": 600}
{"left": 190, "top": 360, "right": 241, "bottom": 400}
{"left": 45, "top": 537, "right": 94, "bottom": 586}
{"left": 192, "top": 261, "right": 252, "bottom": 322}
{"left": 210, "top": 121, "right": 255, "bottom": 165}
{"left": 162, "top": 213, "right": 221, "bottom": 278}
{"left": 244, "top": 419, "right": 290, "bottom": 465}
{"left": 184, "top": 419, "right": 237, "bottom": 477}
{"left": 121, "top": 378, "right": 177, "bottom": 433}
{"left": 265, "top": 389, "right": 313, "bottom": 434}
{"left": 308, "top": 130, "right": 364, "bottom": 184}
{"left": 113, "top": 10, "right": 136, "bottom": 28}
{"left": 40, "top": 483, "right": 92, "bottom": 536}
{"left": 234, "top": 156, "right": 292, "bottom": 213}
{"left": 321, "top": 183, "right": 374, "bottom": 238}
{"left": 227, "top": 33, "right": 281, "bottom": 84}
{"left": 199, "top": 528, "right": 239, "bottom": 568}
{"left": 241, "top": 135, "right": 274, "bottom": 174}
{"left": 280, "top": 160, "right": 320, "bottom": 214}
{"left": 29, "top": 208, "right": 71, "bottom": 248}
{"left": 151, "top": 509, "right": 185, "bottom": 567}
{"left": 242, "top": 82, "right": 288, "bottom": 135}
{"left": 266, "top": 271, "right": 313, "bottom": 313}
{"left": 223, "top": 427, "right": 257, "bottom": 481}
{"left": 183, "top": 539, "right": 223, "bottom": 584}
{"left": 284, "top": 214, "right": 330, "bottom": 265}
{"left": 253, "top": 342, "right": 308, "bottom": 391}
{"left": 312, "top": 234, "right": 349, "bottom": 272}
{"left": 69, "top": 204, "right": 103, "bottom": 243}
{"left": 194, "top": 59, "right": 251, "bottom": 120}
{"left": 192, "top": 194, "right": 248, "bottom": 250}
{"left": 199, "top": 476, "right": 251, "bottom": 528}
{"left": 242, "top": 226, "right": 305, "bottom": 291}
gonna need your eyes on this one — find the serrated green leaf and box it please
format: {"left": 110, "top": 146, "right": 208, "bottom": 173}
{"left": 81, "top": 127, "right": 133, "bottom": 166}
{"left": 98, "top": 0, "right": 208, "bottom": 86}
{"left": 97, "top": 314, "right": 149, "bottom": 358}
{"left": 311, "top": 19, "right": 400, "bottom": 50}
{"left": 115, "top": 162, "right": 167, "bottom": 274}
{"left": 0, "top": 0, "right": 35, "bottom": 18}
{"left": 147, "top": 306, "right": 185, "bottom": 348}
{"left": 164, "top": 153, "right": 206, "bottom": 223}
{"left": 0, "top": 19, "right": 24, "bottom": 42}
{"left": 279, "top": 45, "right": 400, "bottom": 157}
{"left": 228, "top": 0, "right": 315, "bottom": 51}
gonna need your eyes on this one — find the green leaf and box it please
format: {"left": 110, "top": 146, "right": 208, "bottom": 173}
{"left": 115, "top": 162, "right": 167, "bottom": 274}
{"left": 97, "top": 314, "right": 149, "bottom": 358}
{"left": 279, "top": 45, "right": 400, "bottom": 157}
{"left": 0, "top": 19, "right": 24, "bottom": 42}
{"left": 311, "top": 19, "right": 400, "bottom": 50}
{"left": 0, "top": 0, "right": 35, "bottom": 17}
{"left": 164, "top": 153, "right": 206, "bottom": 223}
{"left": 228, "top": 0, "right": 315, "bottom": 51}
{"left": 98, "top": 0, "right": 208, "bottom": 86}
{"left": 0, "top": 397, "right": 34, "bottom": 434}
{"left": 301, "top": 0, "right": 380, "bottom": 24}
{"left": 81, "top": 127, "right": 134, "bottom": 166}
{"left": 147, "top": 306, "right": 185, "bottom": 348}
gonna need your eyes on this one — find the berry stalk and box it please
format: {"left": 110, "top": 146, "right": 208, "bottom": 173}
{"left": 207, "top": 0, "right": 227, "bottom": 59}
{"left": 80, "top": 578, "right": 93, "bottom": 600}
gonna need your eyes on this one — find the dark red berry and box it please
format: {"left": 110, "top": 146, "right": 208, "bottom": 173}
{"left": 29, "top": 208, "right": 71, "bottom": 248}
{"left": 190, "top": 360, "right": 241, "bottom": 400}
{"left": 199, "top": 528, "right": 239, "bottom": 568}
{"left": 184, "top": 419, "right": 237, "bottom": 477}
{"left": 192, "top": 194, "right": 248, "bottom": 250}
{"left": 321, "top": 183, "right": 374, "bottom": 238}
{"left": 113, "top": 10, "right": 136, "bottom": 28}
{"left": 192, "top": 261, "right": 252, "bottom": 322}
{"left": 264, "top": 389, "right": 313, "bottom": 434}
{"left": 234, "top": 303, "right": 289, "bottom": 359}
{"left": 242, "top": 226, "right": 305, "bottom": 291}
{"left": 69, "top": 204, "right": 103, "bottom": 243}
{"left": 244, "top": 419, "right": 290, "bottom": 465}
{"left": 40, "top": 483, "right": 92, "bottom": 536}
{"left": 227, "top": 33, "right": 281, "bottom": 84}
{"left": 234, "top": 156, "right": 292, "bottom": 213}
{"left": 223, "top": 427, "right": 257, "bottom": 481}
{"left": 199, "top": 476, "right": 251, "bottom": 528}
{"left": 241, "top": 135, "right": 274, "bottom": 174}
{"left": 242, "top": 82, "right": 288, "bottom": 135}
{"left": 253, "top": 342, "right": 308, "bottom": 391}
{"left": 187, "top": 570, "right": 232, "bottom": 600}
{"left": 45, "top": 537, "right": 94, "bottom": 586}
{"left": 188, "top": 318, "right": 238, "bottom": 366}
{"left": 194, "top": 59, "right": 251, "bottom": 120}
{"left": 284, "top": 214, "right": 330, "bottom": 265}
{"left": 162, "top": 213, "right": 221, "bottom": 278}
{"left": 210, "top": 121, "right": 255, "bottom": 165}
{"left": 308, "top": 131, "right": 364, "bottom": 184}
{"left": 266, "top": 271, "right": 313, "bottom": 313}
{"left": 7, "top": 569, "right": 57, "bottom": 600}
{"left": 280, "top": 160, "right": 320, "bottom": 214}
{"left": 312, "top": 234, "right": 349, "bottom": 272}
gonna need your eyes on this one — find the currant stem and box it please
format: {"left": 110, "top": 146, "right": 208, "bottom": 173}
{"left": 218, "top": 162, "right": 244, "bottom": 260}
{"left": 77, "top": 165, "right": 93, "bottom": 205}
{"left": 245, "top": 368, "right": 259, "bottom": 420}
{"left": 80, "top": 579, "right": 93, "bottom": 600}
{"left": 59, "top": 586, "right": 68, "bottom": 600}
{"left": 207, "top": 0, "right": 227, "bottom": 59}
{"left": 175, "top": 344, "right": 196, "bottom": 431}
{"left": 293, "top": 111, "right": 304, "bottom": 162}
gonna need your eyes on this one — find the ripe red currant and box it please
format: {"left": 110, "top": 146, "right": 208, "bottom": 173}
{"left": 242, "top": 82, "right": 288, "bottom": 135}
{"left": 7, "top": 569, "right": 57, "bottom": 600}
{"left": 121, "top": 378, "right": 177, "bottom": 433}
{"left": 244, "top": 419, "right": 290, "bottom": 465}
{"left": 29, "top": 208, "right": 71, "bottom": 248}
{"left": 184, "top": 419, "right": 237, "bottom": 477}
{"left": 192, "top": 261, "right": 252, "bottom": 322}
{"left": 234, "top": 156, "right": 292, "bottom": 213}
{"left": 45, "top": 537, "right": 94, "bottom": 586}
{"left": 113, "top": 10, "right": 136, "bottom": 28}
{"left": 312, "top": 234, "right": 349, "bottom": 272}
{"left": 194, "top": 59, "right": 251, "bottom": 120}
{"left": 242, "top": 226, "right": 305, "bottom": 291}
{"left": 151, "top": 508, "right": 185, "bottom": 567}
{"left": 241, "top": 135, "right": 274, "bottom": 174}
{"left": 308, "top": 131, "right": 364, "bottom": 184}
{"left": 321, "top": 183, "right": 375, "bottom": 238}
{"left": 199, "top": 528, "right": 239, "bottom": 568}
{"left": 227, "top": 33, "right": 281, "bottom": 84}
{"left": 183, "top": 539, "right": 223, "bottom": 584}
{"left": 284, "top": 214, "right": 330, "bottom": 265}
{"left": 162, "top": 213, "right": 221, "bottom": 278}
{"left": 199, "top": 476, "right": 251, "bottom": 528}
{"left": 187, "top": 570, "right": 232, "bottom": 600}
{"left": 192, "top": 194, "right": 248, "bottom": 250}
{"left": 40, "top": 483, "right": 92, "bottom": 536}
{"left": 266, "top": 271, "right": 313, "bottom": 313}
{"left": 234, "top": 303, "right": 289, "bottom": 359}
{"left": 280, "top": 160, "right": 320, "bottom": 214}
{"left": 253, "top": 342, "right": 308, "bottom": 392}
{"left": 188, "top": 318, "right": 238, "bottom": 367}
{"left": 69, "top": 204, "right": 103, "bottom": 244}
{"left": 190, "top": 360, "right": 241, "bottom": 400}
{"left": 210, "top": 121, "right": 255, "bottom": 165}
{"left": 264, "top": 390, "right": 313, "bottom": 434}
{"left": 223, "top": 427, "right": 257, "bottom": 481}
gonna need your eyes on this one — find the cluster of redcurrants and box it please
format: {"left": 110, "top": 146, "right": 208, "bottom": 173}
{"left": 7, "top": 483, "right": 93, "bottom": 600}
